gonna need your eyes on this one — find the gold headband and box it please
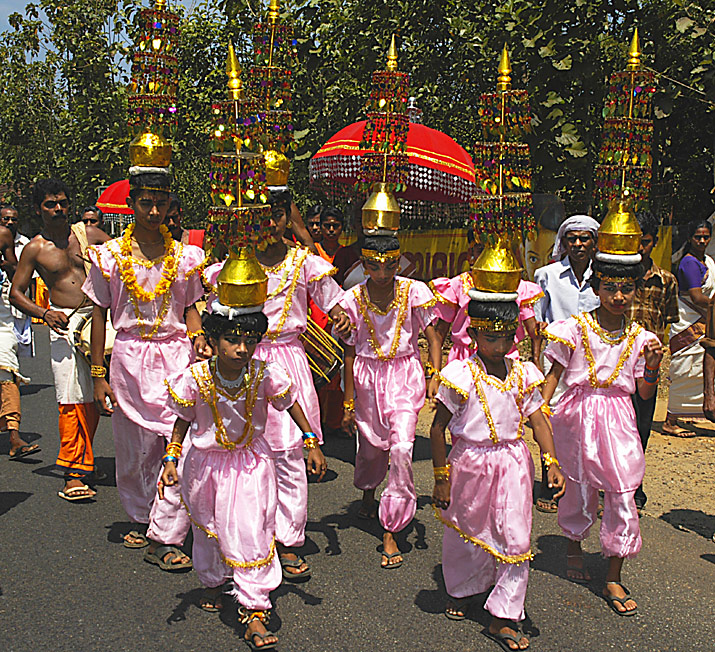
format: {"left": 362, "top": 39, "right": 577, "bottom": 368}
{"left": 469, "top": 317, "right": 519, "bottom": 333}
{"left": 594, "top": 271, "right": 636, "bottom": 284}
{"left": 361, "top": 248, "right": 401, "bottom": 263}
{"left": 132, "top": 186, "right": 171, "bottom": 193}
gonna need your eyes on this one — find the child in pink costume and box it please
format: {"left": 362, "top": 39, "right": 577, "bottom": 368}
{"left": 431, "top": 294, "right": 564, "bottom": 651}
{"left": 85, "top": 174, "right": 209, "bottom": 570}
{"left": 160, "top": 308, "right": 321, "bottom": 650}
{"left": 341, "top": 235, "right": 441, "bottom": 568}
{"left": 542, "top": 256, "right": 663, "bottom": 617}
{"left": 252, "top": 191, "right": 350, "bottom": 581}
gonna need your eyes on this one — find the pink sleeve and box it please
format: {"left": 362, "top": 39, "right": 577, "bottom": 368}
{"left": 265, "top": 362, "right": 296, "bottom": 412}
{"left": 520, "top": 361, "right": 545, "bottom": 417}
{"left": 164, "top": 368, "right": 198, "bottom": 423}
{"left": 435, "top": 362, "right": 469, "bottom": 417}
{"left": 429, "top": 277, "right": 458, "bottom": 323}
{"left": 82, "top": 245, "right": 112, "bottom": 308}
{"left": 337, "top": 289, "right": 359, "bottom": 346}
{"left": 517, "top": 280, "right": 544, "bottom": 323}
{"left": 543, "top": 318, "right": 577, "bottom": 368}
{"left": 202, "top": 262, "right": 222, "bottom": 311}
{"left": 305, "top": 254, "right": 343, "bottom": 313}
{"left": 182, "top": 245, "right": 207, "bottom": 307}
{"left": 411, "top": 280, "right": 438, "bottom": 332}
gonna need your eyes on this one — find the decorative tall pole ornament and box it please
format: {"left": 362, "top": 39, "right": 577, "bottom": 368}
{"left": 470, "top": 46, "right": 535, "bottom": 245}
{"left": 593, "top": 29, "right": 656, "bottom": 216}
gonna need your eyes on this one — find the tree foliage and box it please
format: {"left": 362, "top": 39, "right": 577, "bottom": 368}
{"left": 0, "top": 0, "right": 712, "bottom": 231}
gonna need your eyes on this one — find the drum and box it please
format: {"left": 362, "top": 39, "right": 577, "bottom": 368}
{"left": 299, "top": 317, "right": 344, "bottom": 390}
{"left": 73, "top": 313, "right": 117, "bottom": 367}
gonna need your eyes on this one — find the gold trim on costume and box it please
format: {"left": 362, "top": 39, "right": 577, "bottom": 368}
{"left": 433, "top": 507, "right": 534, "bottom": 564}
{"left": 437, "top": 374, "right": 469, "bottom": 402}
{"left": 460, "top": 271, "right": 475, "bottom": 295}
{"left": 519, "top": 290, "right": 544, "bottom": 307}
{"left": 361, "top": 248, "right": 401, "bottom": 263}
{"left": 308, "top": 266, "right": 337, "bottom": 283}
{"left": 541, "top": 330, "right": 575, "bottom": 350}
{"left": 164, "top": 379, "right": 196, "bottom": 407}
{"left": 87, "top": 245, "right": 110, "bottom": 281}
{"left": 185, "top": 254, "right": 209, "bottom": 280}
{"left": 428, "top": 281, "right": 458, "bottom": 308}
{"left": 469, "top": 317, "right": 519, "bottom": 332}
{"left": 262, "top": 247, "right": 310, "bottom": 341}
{"left": 355, "top": 280, "right": 411, "bottom": 360}
{"left": 201, "top": 267, "right": 218, "bottom": 294}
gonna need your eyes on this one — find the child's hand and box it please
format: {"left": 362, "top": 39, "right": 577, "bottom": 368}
{"left": 547, "top": 465, "right": 566, "bottom": 500}
{"left": 307, "top": 447, "right": 327, "bottom": 481}
{"left": 341, "top": 410, "right": 357, "bottom": 437}
{"left": 331, "top": 311, "right": 353, "bottom": 339}
{"left": 194, "top": 335, "right": 212, "bottom": 360}
{"left": 158, "top": 462, "right": 178, "bottom": 500}
{"left": 427, "top": 375, "right": 440, "bottom": 405}
{"left": 432, "top": 479, "right": 451, "bottom": 510}
{"left": 643, "top": 339, "right": 663, "bottom": 369}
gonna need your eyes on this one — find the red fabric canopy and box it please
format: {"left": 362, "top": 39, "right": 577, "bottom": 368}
{"left": 97, "top": 179, "right": 133, "bottom": 215}
{"left": 310, "top": 120, "right": 475, "bottom": 204}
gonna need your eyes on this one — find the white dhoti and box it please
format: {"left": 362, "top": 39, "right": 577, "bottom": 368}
{"left": 48, "top": 304, "right": 94, "bottom": 405}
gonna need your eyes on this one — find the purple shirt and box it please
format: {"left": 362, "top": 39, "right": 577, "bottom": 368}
{"left": 677, "top": 254, "right": 707, "bottom": 292}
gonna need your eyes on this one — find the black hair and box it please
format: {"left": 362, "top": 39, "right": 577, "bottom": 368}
{"left": 467, "top": 299, "right": 519, "bottom": 325}
{"left": 82, "top": 205, "right": 103, "bottom": 221}
{"left": 305, "top": 204, "right": 323, "bottom": 221}
{"left": 268, "top": 189, "right": 292, "bottom": 215}
{"left": 32, "top": 178, "right": 71, "bottom": 207}
{"left": 168, "top": 192, "right": 182, "bottom": 211}
{"left": 128, "top": 172, "right": 171, "bottom": 200}
{"left": 682, "top": 219, "right": 712, "bottom": 257}
{"left": 466, "top": 227, "right": 475, "bottom": 244}
{"left": 636, "top": 210, "right": 660, "bottom": 239}
{"left": 532, "top": 194, "right": 566, "bottom": 232}
{"left": 0, "top": 204, "right": 18, "bottom": 214}
{"left": 203, "top": 310, "right": 269, "bottom": 343}
{"left": 362, "top": 235, "right": 400, "bottom": 254}
{"left": 589, "top": 258, "right": 644, "bottom": 291}
{"left": 320, "top": 206, "right": 344, "bottom": 227}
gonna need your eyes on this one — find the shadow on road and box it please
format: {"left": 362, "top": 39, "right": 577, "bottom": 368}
{"left": 0, "top": 490, "right": 32, "bottom": 516}
{"left": 0, "top": 430, "right": 42, "bottom": 455}
{"left": 20, "top": 383, "right": 52, "bottom": 396}
{"left": 701, "top": 553, "right": 715, "bottom": 565}
{"left": 660, "top": 508, "right": 715, "bottom": 540}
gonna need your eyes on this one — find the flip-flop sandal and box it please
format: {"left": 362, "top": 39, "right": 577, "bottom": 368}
{"left": 144, "top": 545, "right": 193, "bottom": 571}
{"left": 279, "top": 555, "right": 311, "bottom": 581}
{"left": 445, "top": 596, "right": 471, "bottom": 620}
{"left": 661, "top": 425, "right": 696, "bottom": 437}
{"left": 535, "top": 497, "right": 558, "bottom": 513}
{"left": 245, "top": 630, "right": 278, "bottom": 651}
{"left": 198, "top": 589, "right": 223, "bottom": 612}
{"left": 381, "top": 551, "right": 403, "bottom": 569}
{"left": 8, "top": 444, "right": 41, "bottom": 460}
{"left": 57, "top": 484, "right": 94, "bottom": 501}
{"left": 483, "top": 622, "right": 528, "bottom": 651}
{"left": 123, "top": 530, "right": 150, "bottom": 549}
{"left": 603, "top": 582, "right": 638, "bottom": 616}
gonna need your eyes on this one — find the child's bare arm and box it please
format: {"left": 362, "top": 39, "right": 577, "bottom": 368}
{"left": 158, "top": 418, "right": 191, "bottom": 499}
{"left": 288, "top": 401, "right": 328, "bottom": 481}
{"left": 424, "top": 323, "right": 443, "bottom": 400}
{"left": 541, "top": 360, "right": 564, "bottom": 404}
{"left": 430, "top": 401, "right": 453, "bottom": 509}
{"left": 636, "top": 339, "right": 664, "bottom": 401}
{"left": 528, "top": 409, "right": 565, "bottom": 499}
{"left": 341, "top": 344, "right": 357, "bottom": 436}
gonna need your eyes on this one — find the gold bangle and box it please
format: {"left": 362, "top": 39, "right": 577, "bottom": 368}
{"left": 542, "top": 452, "right": 560, "bottom": 469}
{"left": 433, "top": 464, "right": 451, "bottom": 481}
{"left": 91, "top": 365, "right": 107, "bottom": 378}
{"left": 165, "top": 442, "right": 183, "bottom": 458}
{"left": 540, "top": 404, "right": 553, "bottom": 417}
{"left": 343, "top": 398, "right": 355, "bottom": 412}
{"left": 425, "top": 361, "right": 439, "bottom": 377}
{"left": 187, "top": 328, "right": 205, "bottom": 341}
{"left": 303, "top": 437, "right": 319, "bottom": 450}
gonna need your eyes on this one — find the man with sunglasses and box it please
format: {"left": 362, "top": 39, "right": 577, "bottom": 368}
{"left": 533, "top": 214, "right": 601, "bottom": 514}
{"left": 10, "top": 178, "right": 109, "bottom": 501}
{"left": 80, "top": 206, "right": 104, "bottom": 231}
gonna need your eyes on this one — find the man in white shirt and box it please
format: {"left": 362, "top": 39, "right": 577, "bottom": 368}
{"left": 533, "top": 214, "right": 600, "bottom": 514}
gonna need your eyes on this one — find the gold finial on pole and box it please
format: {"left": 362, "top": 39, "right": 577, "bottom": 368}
{"left": 268, "top": 0, "right": 280, "bottom": 25}
{"left": 386, "top": 34, "right": 398, "bottom": 72}
{"left": 155, "top": 0, "right": 166, "bottom": 11}
{"left": 226, "top": 42, "right": 243, "bottom": 101}
{"left": 497, "top": 45, "right": 512, "bottom": 92}
{"left": 626, "top": 28, "right": 641, "bottom": 71}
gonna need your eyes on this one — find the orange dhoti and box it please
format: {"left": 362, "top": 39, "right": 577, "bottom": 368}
{"left": 55, "top": 403, "right": 100, "bottom": 476}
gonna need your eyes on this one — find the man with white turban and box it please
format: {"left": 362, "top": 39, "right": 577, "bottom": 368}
{"left": 532, "top": 215, "right": 601, "bottom": 513}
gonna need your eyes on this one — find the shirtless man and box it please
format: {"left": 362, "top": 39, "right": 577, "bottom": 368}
{"left": 10, "top": 178, "right": 109, "bottom": 500}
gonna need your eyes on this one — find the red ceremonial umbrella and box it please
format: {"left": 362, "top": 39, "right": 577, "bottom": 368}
{"left": 309, "top": 120, "right": 475, "bottom": 204}
{"left": 96, "top": 179, "right": 133, "bottom": 215}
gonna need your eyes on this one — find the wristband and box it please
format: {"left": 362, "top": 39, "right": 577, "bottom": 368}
{"left": 343, "top": 398, "right": 355, "bottom": 412}
{"left": 540, "top": 404, "right": 553, "bottom": 417}
{"left": 165, "top": 442, "right": 183, "bottom": 459}
{"left": 42, "top": 308, "right": 50, "bottom": 322}
{"left": 187, "top": 328, "right": 205, "bottom": 341}
{"left": 541, "top": 452, "right": 560, "bottom": 469}
{"left": 162, "top": 454, "right": 178, "bottom": 466}
{"left": 425, "top": 361, "right": 439, "bottom": 378}
{"left": 433, "top": 464, "right": 451, "bottom": 481}
{"left": 91, "top": 365, "right": 107, "bottom": 378}
{"left": 303, "top": 436, "right": 319, "bottom": 450}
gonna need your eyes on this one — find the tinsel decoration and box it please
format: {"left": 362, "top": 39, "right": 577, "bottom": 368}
{"left": 357, "top": 35, "right": 410, "bottom": 193}
{"left": 248, "top": 0, "right": 298, "bottom": 155}
{"left": 470, "top": 46, "right": 535, "bottom": 245}
{"left": 205, "top": 42, "right": 271, "bottom": 257}
{"left": 128, "top": 0, "right": 180, "bottom": 138}
{"left": 593, "top": 29, "right": 656, "bottom": 216}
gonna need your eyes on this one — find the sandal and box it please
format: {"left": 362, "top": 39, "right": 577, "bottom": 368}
{"left": 661, "top": 423, "right": 696, "bottom": 438}
{"left": 279, "top": 554, "right": 311, "bottom": 582}
{"left": 144, "top": 545, "right": 193, "bottom": 571}
{"left": 199, "top": 588, "right": 223, "bottom": 612}
{"left": 484, "top": 621, "right": 529, "bottom": 651}
{"left": 381, "top": 550, "right": 403, "bottom": 569}
{"left": 535, "top": 497, "right": 558, "bottom": 513}
{"left": 123, "top": 530, "right": 150, "bottom": 549}
{"left": 603, "top": 582, "right": 638, "bottom": 616}
{"left": 238, "top": 607, "right": 278, "bottom": 651}
{"left": 566, "top": 554, "right": 591, "bottom": 584}
{"left": 445, "top": 595, "right": 471, "bottom": 621}
{"left": 57, "top": 484, "right": 94, "bottom": 501}
{"left": 9, "top": 443, "right": 41, "bottom": 460}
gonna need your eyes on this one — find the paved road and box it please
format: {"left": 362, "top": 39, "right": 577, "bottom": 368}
{"left": 1, "top": 327, "right": 713, "bottom": 651}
